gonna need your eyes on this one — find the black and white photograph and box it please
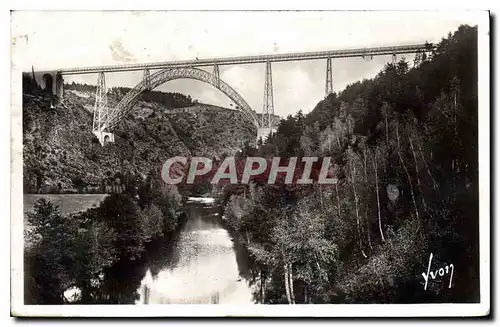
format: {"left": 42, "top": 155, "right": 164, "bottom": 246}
{"left": 10, "top": 10, "right": 490, "bottom": 317}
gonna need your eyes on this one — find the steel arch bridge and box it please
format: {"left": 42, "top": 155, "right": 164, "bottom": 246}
{"left": 94, "top": 67, "right": 259, "bottom": 138}
{"left": 31, "top": 43, "right": 435, "bottom": 145}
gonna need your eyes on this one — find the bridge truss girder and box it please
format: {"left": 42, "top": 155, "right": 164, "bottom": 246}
{"left": 213, "top": 64, "right": 220, "bottom": 88}
{"left": 143, "top": 68, "right": 152, "bottom": 90}
{"left": 262, "top": 61, "right": 274, "bottom": 129}
{"left": 92, "top": 72, "right": 109, "bottom": 133}
{"left": 325, "top": 57, "right": 333, "bottom": 98}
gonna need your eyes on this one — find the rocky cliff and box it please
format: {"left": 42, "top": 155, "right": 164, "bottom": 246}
{"left": 22, "top": 88, "right": 258, "bottom": 193}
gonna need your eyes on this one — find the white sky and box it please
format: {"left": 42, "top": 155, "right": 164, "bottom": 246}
{"left": 11, "top": 11, "right": 481, "bottom": 117}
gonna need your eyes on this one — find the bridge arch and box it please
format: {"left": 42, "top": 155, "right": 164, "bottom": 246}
{"left": 104, "top": 67, "right": 259, "bottom": 131}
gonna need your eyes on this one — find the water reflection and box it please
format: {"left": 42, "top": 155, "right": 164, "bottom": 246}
{"left": 136, "top": 200, "right": 254, "bottom": 304}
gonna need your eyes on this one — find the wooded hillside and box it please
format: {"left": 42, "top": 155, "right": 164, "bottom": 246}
{"left": 222, "top": 25, "right": 479, "bottom": 304}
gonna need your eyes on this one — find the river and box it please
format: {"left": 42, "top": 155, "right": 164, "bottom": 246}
{"left": 24, "top": 194, "right": 257, "bottom": 304}
{"left": 135, "top": 197, "right": 255, "bottom": 304}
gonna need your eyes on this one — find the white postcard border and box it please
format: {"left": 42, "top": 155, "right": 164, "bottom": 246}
{"left": 9, "top": 9, "right": 490, "bottom": 317}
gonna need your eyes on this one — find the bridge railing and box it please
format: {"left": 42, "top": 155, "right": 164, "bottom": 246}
{"left": 56, "top": 44, "right": 435, "bottom": 75}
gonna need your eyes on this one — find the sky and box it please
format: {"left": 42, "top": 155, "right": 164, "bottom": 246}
{"left": 11, "top": 11, "right": 481, "bottom": 118}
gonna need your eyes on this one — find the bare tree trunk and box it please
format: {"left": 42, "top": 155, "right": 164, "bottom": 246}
{"left": 416, "top": 139, "right": 438, "bottom": 190}
{"left": 396, "top": 122, "right": 419, "bottom": 220}
{"left": 384, "top": 109, "right": 389, "bottom": 175}
{"left": 452, "top": 90, "right": 460, "bottom": 186}
{"left": 409, "top": 136, "right": 429, "bottom": 218}
{"left": 385, "top": 110, "right": 389, "bottom": 149}
{"left": 289, "top": 263, "right": 295, "bottom": 304}
{"left": 350, "top": 160, "right": 367, "bottom": 258}
{"left": 284, "top": 263, "right": 292, "bottom": 304}
{"left": 410, "top": 136, "right": 436, "bottom": 220}
{"left": 362, "top": 148, "right": 373, "bottom": 251}
{"left": 409, "top": 137, "right": 421, "bottom": 187}
{"left": 372, "top": 155, "right": 385, "bottom": 242}
{"left": 260, "top": 270, "right": 266, "bottom": 304}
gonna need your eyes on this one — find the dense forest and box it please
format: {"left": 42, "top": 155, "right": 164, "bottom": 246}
{"left": 220, "top": 25, "right": 479, "bottom": 303}
{"left": 24, "top": 174, "right": 184, "bottom": 304}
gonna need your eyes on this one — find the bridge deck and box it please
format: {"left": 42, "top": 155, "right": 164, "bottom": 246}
{"left": 44, "top": 44, "right": 433, "bottom": 75}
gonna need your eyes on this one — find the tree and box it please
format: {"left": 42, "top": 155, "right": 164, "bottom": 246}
{"left": 300, "top": 121, "right": 321, "bottom": 155}
{"left": 139, "top": 203, "right": 164, "bottom": 241}
{"left": 70, "top": 209, "right": 117, "bottom": 302}
{"left": 25, "top": 199, "right": 77, "bottom": 303}
{"left": 99, "top": 194, "right": 144, "bottom": 260}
